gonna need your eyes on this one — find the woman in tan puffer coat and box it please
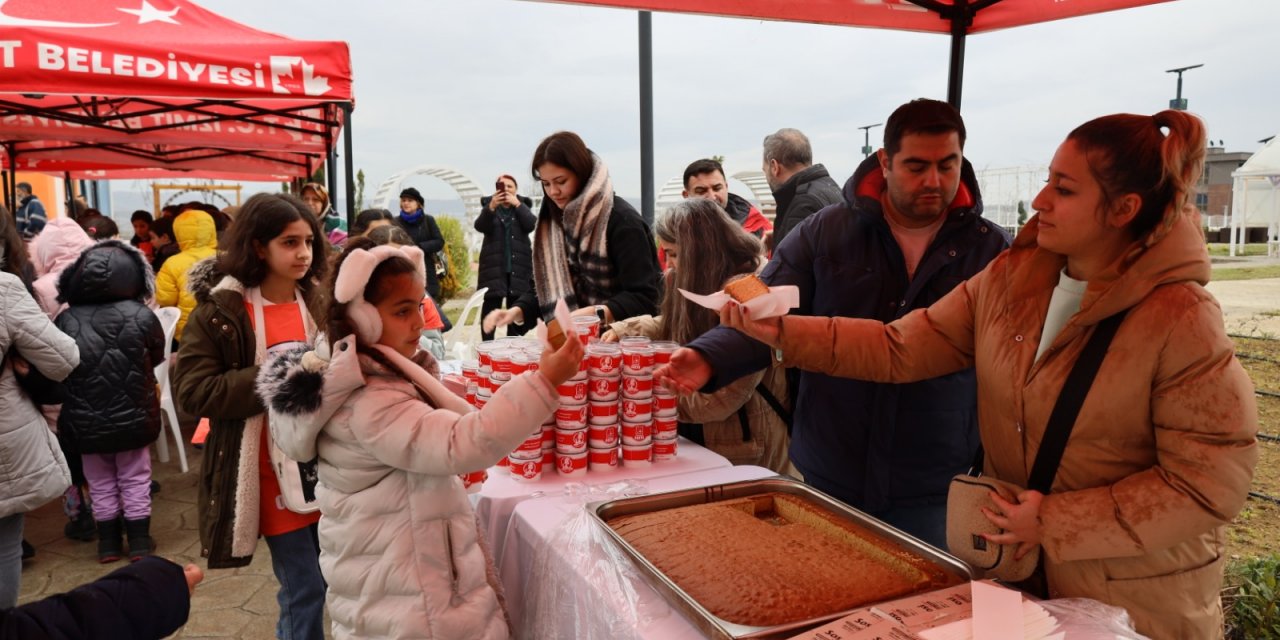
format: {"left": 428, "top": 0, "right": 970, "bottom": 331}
{"left": 683, "top": 111, "right": 1257, "bottom": 639}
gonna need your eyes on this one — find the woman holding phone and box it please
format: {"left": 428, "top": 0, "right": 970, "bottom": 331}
{"left": 475, "top": 174, "right": 536, "bottom": 340}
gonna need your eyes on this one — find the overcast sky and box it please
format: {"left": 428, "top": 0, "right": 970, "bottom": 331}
{"left": 179, "top": 0, "right": 1278, "bottom": 205}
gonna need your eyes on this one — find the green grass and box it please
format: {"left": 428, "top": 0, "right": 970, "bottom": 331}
{"left": 1214, "top": 265, "right": 1280, "bottom": 281}
{"left": 1209, "top": 243, "right": 1271, "bottom": 257}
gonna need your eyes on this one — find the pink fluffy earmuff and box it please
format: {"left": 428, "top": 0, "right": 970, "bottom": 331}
{"left": 333, "top": 245, "right": 427, "bottom": 344}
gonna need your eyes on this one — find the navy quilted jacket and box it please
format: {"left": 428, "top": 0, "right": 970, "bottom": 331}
{"left": 689, "top": 154, "right": 1011, "bottom": 512}
{"left": 54, "top": 240, "right": 164, "bottom": 454}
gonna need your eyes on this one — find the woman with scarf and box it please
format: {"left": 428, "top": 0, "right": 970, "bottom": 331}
{"left": 485, "top": 131, "right": 661, "bottom": 333}
{"left": 300, "top": 183, "right": 348, "bottom": 247}
{"left": 394, "top": 187, "right": 446, "bottom": 302}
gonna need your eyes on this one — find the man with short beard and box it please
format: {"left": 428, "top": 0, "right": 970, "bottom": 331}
{"left": 658, "top": 99, "right": 1011, "bottom": 550}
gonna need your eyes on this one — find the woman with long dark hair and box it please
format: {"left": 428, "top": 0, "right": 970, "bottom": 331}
{"left": 606, "top": 198, "right": 791, "bottom": 472}
{"left": 485, "top": 131, "right": 660, "bottom": 332}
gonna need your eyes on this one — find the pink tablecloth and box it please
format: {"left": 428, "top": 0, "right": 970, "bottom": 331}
{"left": 474, "top": 437, "right": 731, "bottom": 568}
{"left": 500, "top": 464, "right": 778, "bottom": 640}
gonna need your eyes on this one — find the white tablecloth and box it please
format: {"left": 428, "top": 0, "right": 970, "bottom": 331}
{"left": 474, "top": 437, "right": 731, "bottom": 569}
{"left": 499, "top": 464, "right": 777, "bottom": 640}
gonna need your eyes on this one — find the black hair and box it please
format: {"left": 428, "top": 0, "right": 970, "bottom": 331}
{"left": 682, "top": 159, "right": 726, "bottom": 189}
{"left": 883, "top": 98, "right": 967, "bottom": 159}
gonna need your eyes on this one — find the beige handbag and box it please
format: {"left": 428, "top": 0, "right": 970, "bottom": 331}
{"left": 947, "top": 310, "right": 1127, "bottom": 582}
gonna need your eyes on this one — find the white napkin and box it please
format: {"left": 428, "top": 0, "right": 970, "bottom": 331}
{"left": 678, "top": 284, "right": 799, "bottom": 319}
{"left": 534, "top": 298, "right": 575, "bottom": 349}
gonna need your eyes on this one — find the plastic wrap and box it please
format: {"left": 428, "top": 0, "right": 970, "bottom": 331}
{"left": 1040, "top": 598, "right": 1150, "bottom": 639}
{"left": 522, "top": 480, "right": 673, "bottom": 640}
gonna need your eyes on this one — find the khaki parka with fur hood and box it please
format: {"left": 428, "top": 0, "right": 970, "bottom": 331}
{"left": 172, "top": 258, "right": 325, "bottom": 568}
{"left": 774, "top": 206, "right": 1257, "bottom": 639}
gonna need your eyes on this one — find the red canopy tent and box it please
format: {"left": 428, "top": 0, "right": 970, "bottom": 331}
{"left": 0, "top": 0, "right": 355, "bottom": 213}
{"left": 522, "top": 0, "right": 1173, "bottom": 222}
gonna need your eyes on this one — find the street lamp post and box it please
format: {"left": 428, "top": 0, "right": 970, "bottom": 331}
{"left": 859, "top": 123, "right": 882, "bottom": 158}
{"left": 1166, "top": 63, "right": 1203, "bottom": 111}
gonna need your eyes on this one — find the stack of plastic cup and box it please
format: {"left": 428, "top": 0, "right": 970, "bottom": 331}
{"left": 585, "top": 342, "right": 622, "bottom": 471}
{"left": 619, "top": 337, "right": 655, "bottom": 466}
{"left": 649, "top": 340, "right": 680, "bottom": 460}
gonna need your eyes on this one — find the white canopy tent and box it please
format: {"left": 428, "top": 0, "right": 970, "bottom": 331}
{"left": 1230, "top": 136, "right": 1280, "bottom": 257}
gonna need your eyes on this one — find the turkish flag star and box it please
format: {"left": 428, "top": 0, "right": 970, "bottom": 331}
{"left": 118, "top": 0, "right": 179, "bottom": 25}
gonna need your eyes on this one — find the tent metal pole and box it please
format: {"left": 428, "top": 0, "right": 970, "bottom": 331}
{"left": 342, "top": 102, "right": 355, "bottom": 228}
{"left": 639, "top": 10, "right": 654, "bottom": 226}
{"left": 324, "top": 104, "right": 338, "bottom": 207}
{"left": 946, "top": 0, "right": 968, "bottom": 109}
{"left": 4, "top": 144, "right": 16, "bottom": 212}
{"left": 65, "top": 173, "right": 75, "bottom": 219}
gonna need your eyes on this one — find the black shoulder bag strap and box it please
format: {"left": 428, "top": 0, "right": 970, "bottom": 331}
{"left": 968, "top": 310, "right": 1128, "bottom": 491}
{"left": 735, "top": 381, "right": 793, "bottom": 443}
{"left": 1025, "top": 310, "right": 1127, "bottom": 493}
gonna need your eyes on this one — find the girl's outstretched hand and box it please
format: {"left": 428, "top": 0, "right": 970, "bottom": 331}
{"left": 538, "top": 334, "right": 585, "bottom": 387}
{"left": 720, "top": 302, "right": 783, "bottom": 348}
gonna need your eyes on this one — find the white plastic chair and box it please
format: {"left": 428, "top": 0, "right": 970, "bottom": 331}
{"left": 152, "top": 307, "right": 188, "bottom": 473}
{"left": 443, "top": 287, "right": 488, "bottom": 361}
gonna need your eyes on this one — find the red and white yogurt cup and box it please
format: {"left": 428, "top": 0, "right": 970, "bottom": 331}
{"left": 621, "top": 346, "right": 656, "bottom": 374}
{"left": 475, "top": 342, "right": 497, "bottom": 369}
{"left": 653, "top": 416, "right": 678, "bottom": 439}
{"left": 465, "top": 384, "right": 478, "bottom": 408}
{"left": 621, "top": 420, "right": 652, "bottom": 446}
{"left": 489, "top": 372, "right": 511, "bottom": 390}
{"left": 541, "top": 426, "right": 556, "bottom": 446}
{"left": 554, "top": 427, "right": 589, "bottom": 454}
{"left": 650, "top": 341, "right": 678, "bottom": 365}
{"left": 620, "top": 397, "right": 653, "bottom": 423}
{"left": 652, "top": 436, "right": 678, "bottom": 461}
{"left": 587, "top": 423, "right": 619, "bottom": 448}
{"left": 510, "top": 351, "right": 535, "bottom": 375}
{"left": 461, "top": 360, "right": 480, "bottom": 382}
{"left": 588, "top": 375, "right": 621, "bottom": 402}
{"left": 621, "top": 374, "right": 654, "bottom": 399}
{"left": 509, "top": 458, "right": 542, "bottom": 482}
{"left": 490, "top": 349, "right": 515, "bottom": 374}
{"left": 555, "top": 403, "right": 589, "bottom": 429}
{"left": 514, "top": 433, "right": 544, "bottom": 455}
{"left": 541, "top": 449, "right": 555, "bottom": 467}
{"left": 555, "top": 450, "right": 589, "bottom": 477}
{"left": 588, "top": 446, "right": 619, "bottom": 471}
{"left": 621, "top": 443, "right": 652, "bottom": 467}
{"left": 587, "top": 343, "right": 622, "bottom": 377}
{"left": 573, "top": 315, "right": 601, "bottom": 339}
{"left": 459, "top": 469, "right": 488, "bottom": 493}
{"left": 653, "top": 393, "right": 677, "bottom": 416}
{"left": 557, "top": 379, "right": 589, "bottom": 404}
{"left": 474, "top": 393, "right": 489, "bottom": 411}
{"left": 588, "top": 400, "right": 620, "bottom": 425}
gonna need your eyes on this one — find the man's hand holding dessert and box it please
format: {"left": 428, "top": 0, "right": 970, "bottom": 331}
{"left": 719, "top": 274, "right": 783, "bottom": 348}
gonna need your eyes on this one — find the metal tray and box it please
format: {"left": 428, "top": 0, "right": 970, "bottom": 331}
{"left": 588, "top": 477, "right": 973, "bottom": 639}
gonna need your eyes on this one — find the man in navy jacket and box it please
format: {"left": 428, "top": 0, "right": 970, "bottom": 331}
{"left": 658, "top": 99, "right": 1010, "bottom": 549}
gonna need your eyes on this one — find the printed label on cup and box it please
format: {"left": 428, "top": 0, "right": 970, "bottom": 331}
{"left": 589, "top": 376, "right": 620, "bottom": 401}
{"left": 588, "top": 400, "right": 619, "bottom": 425}
{"left": 622, "top": 374, "right": 654, "bottom": 399}
{"left": 621, "top": 397, "right": 653, "bottom": 421}
{"left": 588, "top": 424, "right": 619, "bottom": 447}
{"left": 555, "top": 403, "right": 589, "bottom": 428}
{"left": 555, "top": 427, "right": 588, "bottom": 454}
{"left": 556, "top": 451, "right": 588, "bottom": 475}
{"left": 588, "top": 446, "right": 619, "bottom": 469}
{"left": 558, "top": 380, "right": 588, "bottom": 403}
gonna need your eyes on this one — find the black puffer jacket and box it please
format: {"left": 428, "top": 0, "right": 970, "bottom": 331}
{"left": 55, "top": 240, "right": 164, "bottom": 453}
{"left": 474, "top": 195, "right": 536, "bottom": 298}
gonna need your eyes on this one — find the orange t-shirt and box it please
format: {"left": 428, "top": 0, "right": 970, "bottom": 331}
{"left": 245, "top": 299, "right": 321, "bottom": 536}
{"left": 422, "top": 296, "right": 445, "bottom": 331}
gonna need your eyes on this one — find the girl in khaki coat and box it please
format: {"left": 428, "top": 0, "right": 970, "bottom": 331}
{"left": 607, "top": 198, "right": 792, "bottom": 474}
{"left": 676, "top": 111, "right": 1257, "bottom": 639}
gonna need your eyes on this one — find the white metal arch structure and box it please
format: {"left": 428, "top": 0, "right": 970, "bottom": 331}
{"left": 372, "top": 165, "right": 485, "bottom": 226}
{"left": 730, "top": 170, "right": 776, "bottom": 219}
{"left": 653, "top": 170, "right": 778, "bottom": 222}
